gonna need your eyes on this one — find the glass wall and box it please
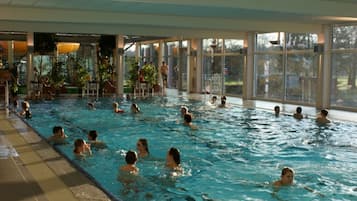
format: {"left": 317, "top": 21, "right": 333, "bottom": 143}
{"left": 224, "top": 39, "right": 244, "bottom": 95}
{"left": 203, "top": 38, "right": 244, "bottom": 96}
{"left": 254, "top": 32, "right": 318, "bottom": 104}
{"left": 331, "top": 25, "right": 357, "bottom": 108}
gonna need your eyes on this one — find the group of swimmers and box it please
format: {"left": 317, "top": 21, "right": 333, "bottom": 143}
{"left": 20, "top": 95, "right": 331, "bottom": 195}
{"left": 273, "top": 105, "right": 331, "bottom": 124}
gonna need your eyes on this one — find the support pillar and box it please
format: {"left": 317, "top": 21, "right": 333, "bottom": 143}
{"left": 177, "top": 41, "right": 183, "bottom": 91}
{"left": 5, "top": 80, "right": 9, "bottom": 108}
{"left": 186, "top": 40, "right": 192, "bottom": 93}
{"left": 8, "top": 41, "right": 14, "bottom": 70}
{"left": 26, "top": 32, "right": 34, "bottom": 97}
{"left": 195, "top": 39, "right": 203, "bottom": 93}
{"left": 243, "top": 32, "right": 255, "bottom": 100}
{"left": 316, "top": 25, "right": 332, "bottom": 109}
{"left": 115, "top": 35, "right": 125, "bottom": 96}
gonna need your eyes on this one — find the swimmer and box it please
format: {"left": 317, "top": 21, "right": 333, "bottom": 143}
{"left": 183, "top": 113, "right": 198, "bottom": 130}
{"left": 273, "top": 167, "right": 294, "bottom": 188}
{"left": 273, "top": 167, "right": 325, "bottom": 197}
{"left": 274, "top": 105, "right": 280, "bottom": 117}
{"left": 87, "top": 130, "right": 107, "bottom": 149}
{"left": 48, "top": 126, "right": 68, "bottom": 144}
{"left": 166, "top": 147, "right": 183, "bottom": 174}
{"left": 218, "top": 96, "right": 227, "bottom": 108}
{"left": 180, "top": 106, "right": 189, "bottom": 118}
{"left": 316, "top": 109, "right": 331, "bottom": 124}
{"left": 73, "top": 139, "right": 92, "bottom": 157}
{"left": 87, "top": 102, "right": 95, "bottom": 110}
{"left": 113, "top": 102, "right": 124, "bottom": 113}
{"left": 20, "top": 101, "right": 32, "bottom": 119}
{"left": 210, "top": 96, "right": 217, "bottom": 105}
{"left": 136, "top": 138, "right": 149, "bottom": 158}
{"left": 293, "top": 107, "right": 303, "bottom": 120}
{"left": 120, "top": 150, "right": 139, "bottom": 175}
{"left": 131, "top": 103, "right": 140, "bottom": 113}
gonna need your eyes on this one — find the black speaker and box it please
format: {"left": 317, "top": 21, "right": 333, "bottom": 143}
{"left": 99, "top": 35, "right": 116, "bottom": 57}
{"left": 34, "top": 32, "right": 56, "bottom": 54}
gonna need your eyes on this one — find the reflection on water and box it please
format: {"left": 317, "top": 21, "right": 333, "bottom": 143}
{"left": 25, "top": 97, "right": 357, "bottom": 201}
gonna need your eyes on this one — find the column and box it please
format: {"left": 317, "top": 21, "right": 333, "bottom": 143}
{"left": 8, "top": 41, "right": 14, "bottom": 70}
{"left": 5, "top": 80, "right": 9, "bottom": 108}
{"left": 194, "top": 39, "right": 203, "bottom": 94}
{"left": 177, "top": 40, "right": 183, "bottom": 91}
{"left": 316, "top": 25, "right": 332, "bottom": 109}
{"left": 115, "top": 35, "right": 125, "bottom": 96}
{"left": 186, "top": 40, "right": 191, "bottom": 93}
{"left": 26, "top": 32, "right": 34, "bottom": 97}
{"left": 243, "top": 32, "right": 255, "bottom": 100}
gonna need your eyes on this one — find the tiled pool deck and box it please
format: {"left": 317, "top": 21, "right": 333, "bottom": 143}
{"left": 0, "top": 110, "right": 111, "bottom": 201}
{"left": 1, "top": 91, "right": 357, "bottom": 201}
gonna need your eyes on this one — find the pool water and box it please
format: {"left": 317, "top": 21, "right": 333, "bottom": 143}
{"left": 25, "top": 96, "right": 357, "bottom": 201}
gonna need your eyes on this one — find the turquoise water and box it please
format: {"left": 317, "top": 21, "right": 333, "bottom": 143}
{"left": 25, "top": 96, "right": 357, "bottom": 201}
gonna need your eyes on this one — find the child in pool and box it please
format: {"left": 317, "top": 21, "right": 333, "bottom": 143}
{"left": 113, "top": 102, "right": 124, "bottom": 113}
{"left": 120, "top": 150, "right": 139, "bottom": 175}
{"left": 48, "top": 126, "right": 68, "bottom": 144}
{"left": 166, "top": 147, "right": 183, "bottom": 176}
{"left": 73, "top": 139, "right": 92, "bottom": 157}
{"left": 87, "top": 130, "right": 107, "bottom": 149}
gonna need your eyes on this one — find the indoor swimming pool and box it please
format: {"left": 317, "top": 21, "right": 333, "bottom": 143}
{"left": 24, "top": 96, "right": 357, "bottom": 201}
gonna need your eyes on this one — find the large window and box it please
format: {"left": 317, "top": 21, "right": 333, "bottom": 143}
{"left": 202, "top": 39, "right": 244, "bottom": 96}
{"left": 331, "top": 25, "right": 357, "bottom": 108}
{"left": 254, "top": 32, "right": 318, "bottom": 104}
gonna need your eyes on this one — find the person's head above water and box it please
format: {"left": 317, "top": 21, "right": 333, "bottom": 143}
{"left": 125, "top": 150, "right": 138, "bottom": 165}
{"left": 180, "top": 106, "right": 188, "bottom": 115}
{"left": 280, "top": 167, "right": 294, "bottom": 185}
{"left": 274, "top": 105, "right": 280, "bottom": 115}
{"left": 167, "top": 147, "right": 181, "bottom": 166}
{"left": 131, "top": 103, "right": 140, "bottom": 113}
{"left": 296, "top": 107, "right": 302, "bottom": 114}
{"left": 211, "top": 96, "right": 217, "bottom": 103}
{"left": 321, "top": 109, "right": 328, "bottom": 117}
{"left": 136, "top": 138, "right": 149, "bottom": 156}
{"left": 88, "top": 130, "right": 98, "bottom": 141}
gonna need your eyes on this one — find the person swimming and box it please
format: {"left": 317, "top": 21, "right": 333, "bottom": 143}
{"left": 166, "top": 147, "right": 183, "bottom": 175}
{"left": 293, "top": 107, "right": 303, "bottom": 120}
{"left": 218, "top": 96, "right": 228, "bottom": 108}
{"left": 274, "top": 105, "right": 280, "bottom": 117}
{"left": 183, "top": 113, "right": 198, "bottom": 130}
{"left": 136, "top": 138, "right": 149, "bottom": 158}
{"left": 113, "top": 102, "right": 124, "bottom": 113}
{"left": 87, "top": 130, "right": 107, "bottom": 149}
{"left": 316, "top": 109, "right": 331, "bottom": 124}
{"left": 180, "top": 106, "right": 189, "bottom": 117}
{"left": 273, "top": 167, "right": 294, "bottom": 188}
{"left": 211, "top": 96, "right": 217, "bottom": 105}
{"left": 120, "top": 150, "right": 139, "bottom": 175}
{"left": 73, "top": 138, "right": 92, "bottom": 157}
{"left": 131, "top": 103, "right": 140, "bottom": 113}
{"left": 87, "top": 102, "right": 95, "bottom": 110}
{"left": 48, "top": 126, "right": 68, "bottom": 144}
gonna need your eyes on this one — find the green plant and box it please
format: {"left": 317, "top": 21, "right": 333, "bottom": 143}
{"left": 127, "top": 58, "right": 139, "bottom": 90}
{"left": 141, "top": 63, "right": 157, "bottom": 85}
{"left": 72, "top": 58, "right": 90, "bottom": 88}
{"left": 50, "top": 61, "right": 65, "bottom": 88}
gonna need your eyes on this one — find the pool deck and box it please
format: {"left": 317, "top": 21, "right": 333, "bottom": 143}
{"left": 0, "top": 110, "right": 111, "bottom": 201}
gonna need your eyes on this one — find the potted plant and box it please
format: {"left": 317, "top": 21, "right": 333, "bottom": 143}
{"left": 141, "top": 63, "right": 157, "bottom": 90}
{"left": 127, "top": 59, "right": 139, "bottom": 93}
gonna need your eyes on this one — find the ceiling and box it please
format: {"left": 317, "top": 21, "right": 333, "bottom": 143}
{"left": 0, "top": 0, "right": 357, "bottom": 39}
